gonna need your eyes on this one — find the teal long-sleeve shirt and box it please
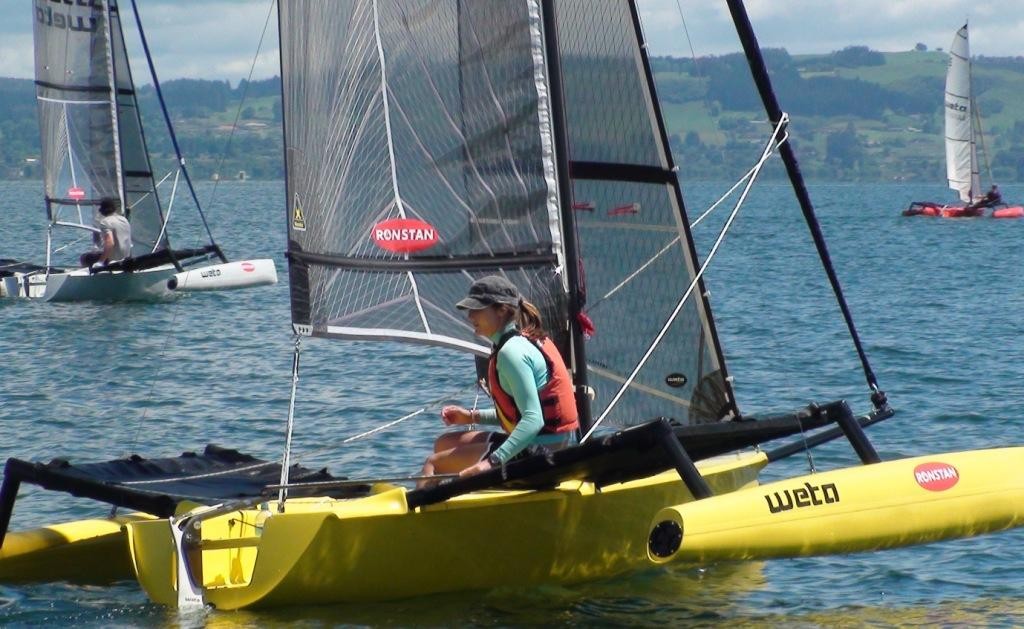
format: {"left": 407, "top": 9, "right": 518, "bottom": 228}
{"left": 477, "top": 322, "right": 568, "bottom": 463}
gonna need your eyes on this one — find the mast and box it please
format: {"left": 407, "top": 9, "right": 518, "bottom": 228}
{"left": 723, "top": 0, "right": 886, "bottom": 409}
{"left": 101, "top": 0, "right": 126, "bottom": 213}
{"left": 965, "top": 25, "right": 981, "bottom": 199}
{"left": 539, "top": 0, "right": 593, "bottom": 432}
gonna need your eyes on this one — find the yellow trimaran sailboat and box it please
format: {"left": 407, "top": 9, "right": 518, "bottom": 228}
{"left": 2, "top": 0, "right": 1023, "bottom": 611}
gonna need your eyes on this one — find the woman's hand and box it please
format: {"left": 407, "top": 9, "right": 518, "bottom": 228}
{"left": 441, "top": 405, "right": 474, "bottom": 426}
{"left": 459, "top": 458, "right": 493, "bottom": 477}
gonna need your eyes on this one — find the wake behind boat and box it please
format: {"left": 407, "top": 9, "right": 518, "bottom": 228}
{"left": 903, "top": 24, "right": 1023, "bottom": 219}
{"left": 1, "top": 0, "right": 1022, "bottom": 612}
{"left": 1, "top": 0, "right": 276, "bottom": 301}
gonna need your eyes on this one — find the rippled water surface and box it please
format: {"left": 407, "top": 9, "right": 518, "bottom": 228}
{"left": 2, "top": 180, "right": 1023, "bottom": 626}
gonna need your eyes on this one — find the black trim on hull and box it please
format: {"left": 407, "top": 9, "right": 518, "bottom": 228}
{"left": 0, "top": 259, "right": 69, "bottom": 278}
{"left": 90, "top": 244, "right": 225, "bottom": 274}
{"left": 407, "top": 399, "right": 861, "bottom": 508}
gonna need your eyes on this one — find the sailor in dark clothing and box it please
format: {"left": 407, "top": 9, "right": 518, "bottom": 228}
{"left": 983, "top": 184, "right": 1002, "bottom": 206}
{"left": 967, "top": 185, "right": 1002, "bottom": 210}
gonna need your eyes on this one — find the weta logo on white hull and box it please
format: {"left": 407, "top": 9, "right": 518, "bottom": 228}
{"left": 371, "top": 218, "right": 439, "bottom": 254}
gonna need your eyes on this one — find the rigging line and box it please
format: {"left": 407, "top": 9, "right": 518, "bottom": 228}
{"left": 50, "top": 233, "right": 92, "bottom": 254}
{"left": 589, "top": 140, "right": 770, "bottom": 313}
{"left": 205, "top": 0, "right": 277, "bottom": 214}
{"left": 725, "top": 0, "right": 885, "bottom": 408}
{"left": 266, "top": 474, "right": 459, "bottom": 491}
{"left": 341, "top": 409, "right": 427, "bottom": 444}
{"left": 582, "top": 118, "right": 788, "bottom": 443}
{"left": 115, "top": 3, "right": 271, "bottom": 457}
{"left": 119, "top": 382, "right": 481, "bottom": 486}
{"left": 973, "top": 100, "right": 994, "bottom": 185}
{"left": 278, "top": 335, "right": 301, "bottom": 511}
{"left": 120, "top": 459, "right": 278, "bottom": 485}
{"left": 673, "top": 0, "right": 711, "bottom": 112}
{"left": 102, "top": 0, "right": 126, "bottom": 218}
{"left": 152, "top": 169, "right": 180, "bottom": 253}
{"left": 797, "top": 415, "right": 817, "bottom": 474}
{"left": 116, "top": 1, "right": 229, "bottom": 456}
{"left": 300, "top": 382, "right": 479, "bottom": 458}
{"left": 128, "top": 169, "right": 176, "bottom": 211}
{"left": 128, "top": 0, "right": 218, "bottom": 250}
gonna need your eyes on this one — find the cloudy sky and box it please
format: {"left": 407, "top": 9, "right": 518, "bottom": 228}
{"left": 2, "top": 0, "right": 1021, "bottom": 83}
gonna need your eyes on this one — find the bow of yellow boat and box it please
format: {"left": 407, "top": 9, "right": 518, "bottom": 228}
{"left": 126, "top": 450, "right": 768, "bottom": 610}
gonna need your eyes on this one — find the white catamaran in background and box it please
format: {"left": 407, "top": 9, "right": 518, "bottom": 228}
{"left": 1, "top": 0, "right": 1023, "bottom": 611}
{"left": 904, "top": 23, "right": 1024, "bottom": 219}
{"left": 0, "top": 0, "right": 277, "bottom": 301}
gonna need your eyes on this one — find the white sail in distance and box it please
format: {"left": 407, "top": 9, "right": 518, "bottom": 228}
{"left": 944, "top": 24, "right": 980, "bottom": 203}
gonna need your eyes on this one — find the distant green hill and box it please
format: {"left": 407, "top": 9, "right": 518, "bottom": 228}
{"left": 3, "top": 46, "right": 1024, "bottom": 183}
{"left": 654, "top": 47, "right": 1024, "bottom": 182}
{"left": 0, "top": 76, "right": 282, "bottom": 181}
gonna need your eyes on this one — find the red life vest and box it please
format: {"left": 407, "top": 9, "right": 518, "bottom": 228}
{"left": 487, "top": 330, "right": 579, "bottom": 435}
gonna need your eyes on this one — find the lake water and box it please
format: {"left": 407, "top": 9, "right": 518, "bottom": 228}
{"left": 1, "top": 179, "right": 1023, "bottom": 626}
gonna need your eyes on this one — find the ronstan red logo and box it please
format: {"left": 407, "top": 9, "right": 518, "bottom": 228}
{"left": 68, "top": 186, "right": 85, "bottom": 200}
{"left": 913, "top": 462, "right": 959, "bottom": 491}
{"left": 371, "top": 218, "right": 439, "bottom": 253}
{"left": 241, "top": 262, "right": 255, "bottom": 272}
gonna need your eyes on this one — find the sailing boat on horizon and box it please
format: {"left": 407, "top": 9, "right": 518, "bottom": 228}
{"left": 1, "top": 0, "right": 1023, "bottom": 610}
{"left": 904, "top": 23, "right": 1024, "bottom": 219}
{"left": 0, "top": 0, "right": 277, "bottom": 301}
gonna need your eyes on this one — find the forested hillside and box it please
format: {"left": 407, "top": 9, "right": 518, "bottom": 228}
{"left": 3, "top": 46, "right": 1024, "bottom": 183}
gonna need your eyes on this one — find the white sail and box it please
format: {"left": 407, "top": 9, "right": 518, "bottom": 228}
{"left": 944, "top": 24, "right": 980, "bottom": 202}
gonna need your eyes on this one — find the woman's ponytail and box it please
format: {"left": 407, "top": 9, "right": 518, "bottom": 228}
{"left": 517, "top": 298, "right": 546, "bottom": 339}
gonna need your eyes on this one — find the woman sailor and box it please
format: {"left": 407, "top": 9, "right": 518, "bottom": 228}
{"left": 420, "top": 275, "right": 579, "bottom": 482}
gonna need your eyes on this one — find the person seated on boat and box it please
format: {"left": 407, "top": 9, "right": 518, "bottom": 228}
{"left": 982, "top": 184, "right": 1002, "bottom": 207}
{"left": 80, "top": 198, "right": 133, "bottom": 268}
{"left": 966, "top": 185, "right": 1002, "bottom": 211}
{"left": 419, "top": 275, "right": 579, "bottom": 485}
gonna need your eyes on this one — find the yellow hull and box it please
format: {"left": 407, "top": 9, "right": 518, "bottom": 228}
{"left": 126, "top": 451, "right": 768, "bottom": 609}
{"left": 0, "top": 513, "right": 153, "bottom": 583}
{"left": 649, "top": 447, "right": 1024, "bottom": 563}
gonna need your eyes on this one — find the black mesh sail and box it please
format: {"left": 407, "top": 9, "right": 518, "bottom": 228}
{"left": 108, "top": 1, "right": 165, "bottom": 254}
{"left": 33, "top": 0, "right": 166, "bottom": 256}
{"left": 281, "top": 0, "right": 568, "bottom": 354}
{"left": 553, "top": 0, "right": 737, "bottom": 425}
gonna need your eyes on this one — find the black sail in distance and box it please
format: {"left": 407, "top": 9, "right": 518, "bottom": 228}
{"left": 32, "top": 0, "right": 167, "bottom": 257}
{"left": 281, "top": 0, "right": 569, "bottom": 355}
{"left": 553, "top": 0, "right": 737, "bottom": 425}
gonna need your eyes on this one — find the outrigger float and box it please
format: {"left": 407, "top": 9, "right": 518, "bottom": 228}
{"left": 2, "top": 0, "right": 1022, "bottom": 611}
